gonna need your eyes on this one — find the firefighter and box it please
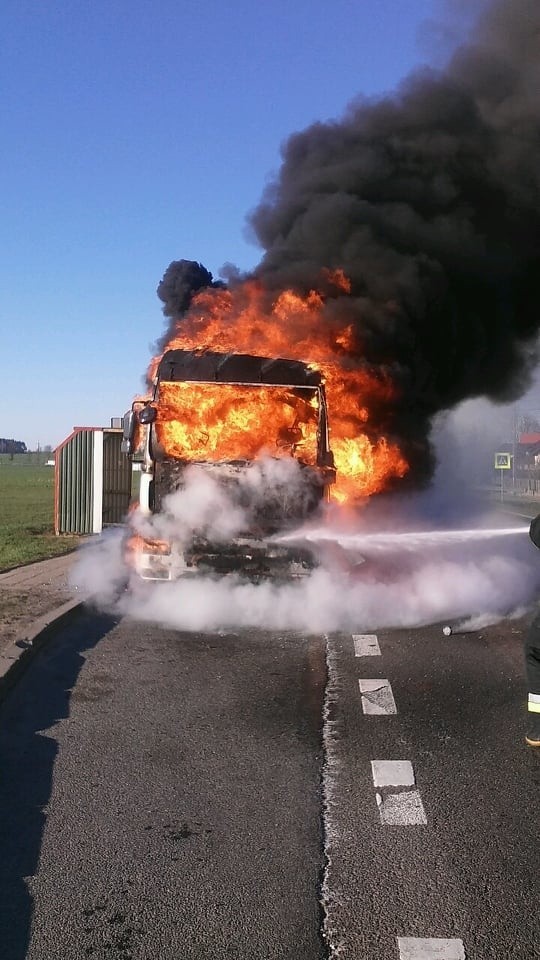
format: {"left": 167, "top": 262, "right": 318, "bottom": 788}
{"left": 524, "top": 513, "right": 540, "bottom": 746}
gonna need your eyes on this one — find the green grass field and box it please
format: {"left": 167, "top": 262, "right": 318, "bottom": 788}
{"left": 0, "top": 454, "right": 76, "bottom": 571}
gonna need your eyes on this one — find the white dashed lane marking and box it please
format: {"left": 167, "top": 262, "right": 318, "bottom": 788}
{"left": 358, "top": 678, "right": 397, "bottom": 715}
{"left": 346, "top": 633, "right": 466, "bottom": 960}
{"left": 397, "top": 937, "right": 466, "bottom": 959}
{"left": 353, "top": 633, "right": 381, "bottom": 656}
{"left": 345, "top": 635, "right": 464, "bottom": 950}
{"left": 371, "top": 760, "right": 427, "bottom": 825}
{"left": 376, "top": 789, "right": 426, "bottom": 826}
{"left": 371, "top": 760, "right": 415, "bottom": 786}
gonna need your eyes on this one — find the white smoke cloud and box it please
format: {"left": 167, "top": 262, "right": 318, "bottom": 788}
{"left": 135, "top": 464, "right": 247, "bottom": 545}
{"left": 131, "top": 456, "right": 316, "bottom": 547}
{"left": 72, "top": 528, "right": 128, "bottom": 609}
{"left": 115, "top": 547, "right": 537, "bottom": 634}
{"left": 71, "top": 451, "right": 540, "bottom": 634}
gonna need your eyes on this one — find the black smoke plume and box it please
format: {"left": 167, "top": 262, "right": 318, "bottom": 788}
{"left": 156, "top": 260, "right": 225, "bottom": 353}
{"left": 247, "top": 0, "right": 540, "bottom": 481}
{"left": 157, "top": 0, "right": 540, "bottom": 488}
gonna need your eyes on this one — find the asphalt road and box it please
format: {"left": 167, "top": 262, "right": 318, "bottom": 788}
{"left": 0, "top": 611, "right": 538, "bottom": 959}
{"left": 323, "top": 622, "right": 540, "bottom": 959}
{"left": 0, "top": 614, "right": 327, "bottom": 960}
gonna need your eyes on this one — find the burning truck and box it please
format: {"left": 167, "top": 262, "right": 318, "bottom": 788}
{"left": 121, "top": 347, "right": 336, "bottom": 580}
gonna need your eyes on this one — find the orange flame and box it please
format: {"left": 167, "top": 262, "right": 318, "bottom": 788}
{"left": 125, "top": 533, "right": 171, "bottom": 567}
{"left": 148, "top": 275, "right": 408, "bottom": 501}
{"left": 156, "top": 382, "right": 319, "bottom": 464}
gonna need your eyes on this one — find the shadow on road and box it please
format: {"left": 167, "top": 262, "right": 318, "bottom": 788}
{"left": 0, "top": 611, "right": 118, "bottom": 960}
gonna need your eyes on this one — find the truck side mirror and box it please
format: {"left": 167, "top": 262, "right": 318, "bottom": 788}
{"left": 121, "top": 409, "right": 135, "bottom": 454}
{"left": 138, "top": 405, "right": 157, "bottom": 425}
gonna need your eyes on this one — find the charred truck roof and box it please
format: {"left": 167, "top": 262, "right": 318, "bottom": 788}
{"left": 156, "top": 349, "right": 322, "bottom": 387}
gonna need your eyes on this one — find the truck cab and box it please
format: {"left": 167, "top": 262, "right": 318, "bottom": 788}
{"left": 122, "top": 349, "right": 335, "bottom": 579}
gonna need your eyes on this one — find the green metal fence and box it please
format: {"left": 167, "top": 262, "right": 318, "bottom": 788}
{"left": 55, "top": 428, "right": 132, "bottom": 534}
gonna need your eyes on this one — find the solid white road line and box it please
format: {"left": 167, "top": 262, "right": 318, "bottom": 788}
{"left": 353, "top": 633, "right": 381, "bottom": 656}
{"left": 397, "top": 937, "right": 465, "bottom": 959}
{"left": 358, "top": 678, "right": 397, "bottom": 714}
{"left": 371, "top": 760, "right": 427, "bottom": 825}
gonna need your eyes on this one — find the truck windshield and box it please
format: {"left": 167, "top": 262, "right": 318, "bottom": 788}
{"left": 154, "top": 380, "right": 319, "bottom": 464}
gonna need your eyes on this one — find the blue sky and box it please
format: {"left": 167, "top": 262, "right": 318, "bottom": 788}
{"left": 1, "top": 0, "right": 473, "bottom": 450}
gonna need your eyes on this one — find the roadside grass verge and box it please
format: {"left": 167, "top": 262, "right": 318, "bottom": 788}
{"left": 0, "top": 455, "right": 77, "bottom": 571}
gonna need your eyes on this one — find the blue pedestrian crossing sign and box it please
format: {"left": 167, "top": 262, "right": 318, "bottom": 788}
{"left": 494, "top": 452, "right": 512, "bottom": 469}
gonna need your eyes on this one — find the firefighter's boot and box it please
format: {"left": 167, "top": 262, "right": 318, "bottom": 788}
{"left": 525, "top": 694, "right": 540, "bottom": 747}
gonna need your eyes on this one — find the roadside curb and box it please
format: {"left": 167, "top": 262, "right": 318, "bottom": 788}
{"left": 0, "top": 598, "right": 86, "bottom": 702}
